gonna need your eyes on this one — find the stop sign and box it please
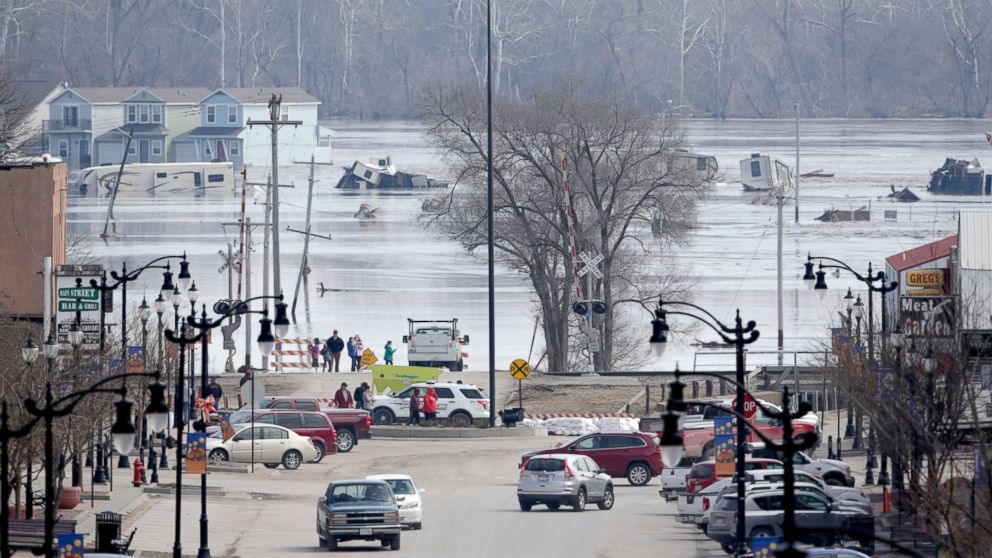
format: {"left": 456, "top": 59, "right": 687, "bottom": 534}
{"left": 733, "top": 393, "right": 758, "bottom": 419}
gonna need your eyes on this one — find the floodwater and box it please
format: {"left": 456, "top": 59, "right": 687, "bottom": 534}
{"left": 67, "top": 118, "right": 992, "bottom": 376}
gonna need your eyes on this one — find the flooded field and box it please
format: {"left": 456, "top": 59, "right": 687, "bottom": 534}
{"left": 67, "top": 118, "right": 992, "bottom": 374}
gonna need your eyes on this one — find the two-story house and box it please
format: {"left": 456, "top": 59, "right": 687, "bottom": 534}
{"left": 172, "top": 87, "right": 331, "bottom": 169}
{"left": 92, "top": 87, "right": 208, "bottom": 166}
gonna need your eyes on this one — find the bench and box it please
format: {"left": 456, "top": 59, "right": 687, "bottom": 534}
{"left": 7, "top": 518, "right": 78, "bottom": 549}
{"left": 111, "top": 527, "right": 137, "bottom": 555}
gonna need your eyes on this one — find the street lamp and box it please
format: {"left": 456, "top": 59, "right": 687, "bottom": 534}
{"left": 21, "top": 338, "right": 39, "bottom": 364}
{"left": 648, "top": 299, "right": 758, "bottom": 556}
{"left": 154, "top": 292, "right": 168, "bottom": 477}
{"left": 187, "top": 281, "right": 199, "bottom": 304}
{"left": 67, "top": 321, "right": 84, "bottom": 348}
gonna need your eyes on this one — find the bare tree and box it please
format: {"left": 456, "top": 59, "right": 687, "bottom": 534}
{"left": 176, "top": 0, "right": 228, "bottom": 87}
{"left": 0, "top": 64, "right": 39, "bottom": 158}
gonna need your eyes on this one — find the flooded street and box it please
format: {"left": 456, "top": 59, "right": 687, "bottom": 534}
{"left": 68, "top": 118, "right": 992, "bottom": 374}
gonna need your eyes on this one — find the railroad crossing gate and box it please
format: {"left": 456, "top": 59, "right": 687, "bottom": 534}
{"left": 510, "top": 359, "right": 530, "bottom": 380}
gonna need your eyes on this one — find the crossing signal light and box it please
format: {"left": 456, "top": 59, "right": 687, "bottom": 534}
{"left": 573, "top": 300, "right": 608, "bottom": 316}
{"left": 591, "top": 301, "right": 607, "bottom": 315}
{"left": 572, "top": 301, "right": 589, "bottom": 316}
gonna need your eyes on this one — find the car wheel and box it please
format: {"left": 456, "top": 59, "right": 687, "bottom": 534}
{"left": 547, "top": 502, "right": 560, "bottom": 511}
{"left": 721, "top": 543, "right": 735, "bottom": 554}
{"left": 263, "top": 463, "right": 278, "bottom": 469}
{"left": 326, "top": 534, "right": 338, "bottom": 551}
{"left": 389, "top": 535, "right": 401, "bottom": 551}
{"left": 311, "top": 442, "right": 325, "bottom": 463}
{"left": 824, "top": 475, "right": 845, "bottom": 486}
{"left": 282, "top": 450, "right": 303, "bottom": 470}
{"left": 411, "top": 522, "right": 422, "bottom": 531}
{"left": 626, "top": 463, "right": 651, "bottom": 486}
{"left": 597, "top": 485, "right": 615, "bottom": 510}
{"left": 750, "top": 526, "right": 775, "bottom": 539}
{"left": 519, "top": 500, "right": 532, "bottom": 511}
{"left": 336, "top": 429, "right": 355, "bottom": 453}
{"left": 572, "top": 487, "right": 586, "bottom": 512}
{"left": 373, "top": 408, "right": 395, "bottom": 426}
{"left": 208, "top": 448, "right": 228, "bottom": 463}
{"left": 449, "top": 411, "right": 472, "bottom": 427}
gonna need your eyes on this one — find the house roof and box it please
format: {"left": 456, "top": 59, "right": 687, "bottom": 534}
{"left": 885, "top": 235, "right": 958, "bottom": 273}
{"left": 959, "top": 210, "right": 992, "bottom": 270}
{"left": 68, "top": 87, "right": 210, "bottom": 104}
{"left": 176, "top": 126, "right": 244, "bottom": 139}
{"left": 94, "top": 124, "right": 169, "bottom": 142}
{"left": 214, "top": 87, "right": 320, "bottom": 104}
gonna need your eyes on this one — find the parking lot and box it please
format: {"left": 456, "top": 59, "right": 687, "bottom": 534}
{"left": 124, "top": 435, "right": 727, "bottom": 557}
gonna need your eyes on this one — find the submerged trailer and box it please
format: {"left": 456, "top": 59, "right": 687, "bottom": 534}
{"left": 928, "top": 158, "right": 992, "bottom": 195}
{"left": 73, "top": 161, "right": 236, "bottom": 196}
{"left": 740, "top": 153, "right": 794, "bottom": 192}
{"left": 335, "top": 156, "right": 449, "bottom": 190}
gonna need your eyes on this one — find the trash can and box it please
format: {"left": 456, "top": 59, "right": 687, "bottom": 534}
{"left": 498, "top": 408, "right": 525, "bottom": 427}
{"left": 95, "top": 511, "right": 122, "bottom": 552}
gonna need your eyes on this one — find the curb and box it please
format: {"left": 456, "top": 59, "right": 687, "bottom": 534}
{"left": 371, "top": 426, "right": 548, "bottom": 438}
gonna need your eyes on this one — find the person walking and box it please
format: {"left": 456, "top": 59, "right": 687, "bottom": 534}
{"left": 308, "top": 337, "right": 322, "bottom": 370}
{"left": 347, "top": 336, "right": 357, "bottom": 372}
{"left": 354, "top": 382, "right": 367, "bottom": 410}
{"left": 422, "top": 386, "right": 438, "bottom": 426}
{"left": 384, "top": 340, "right": 396, "bottom": 365}
{"left": 407, "top": 387, "right": 421, "bottom": 425}
{"left": 327, "top": 331, "right": 344, "bottom": 372}
{"left": 334, "top": 382, "right": 354, "bottom": 408}
{"left": 354, "top": 336, "right": 366, "bottom": 370}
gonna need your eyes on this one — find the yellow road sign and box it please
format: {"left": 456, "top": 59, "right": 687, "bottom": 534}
{"left": 509, "top": 358, "right": 530, "bottom": 380}
{"left": 360, "top": 348, "right": 378, "bottom": 368}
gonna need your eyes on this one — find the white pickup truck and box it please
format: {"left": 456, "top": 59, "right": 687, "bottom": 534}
{"left": 657, "top": 457, "right": 695, "bottom": 502}
{"left": 675, "top": 478, "right": 731, "bottom": 530}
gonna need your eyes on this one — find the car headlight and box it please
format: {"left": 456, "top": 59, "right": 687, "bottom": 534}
{"left": 386, "top": 512, "right": 400, "bottom": 523}
{"left": 331, "top": 513, "right": 347, "bottom": 524}
{"left": 401, "top": 501, "right": 419, "bottom": 509}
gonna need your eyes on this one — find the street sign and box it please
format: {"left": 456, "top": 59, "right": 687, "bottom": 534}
{"left": 900, "top": 296, "right": 955, "bottom": 338}
{"left": 57, "top": 300, "right": 100, "bottom": 312}
{"left": 733, "top": 393, "right": 758, "bottom": 419}
{"left": 510, "top": 359, "right": 530, "bottom": 380}
{"left": 57, "top": 287, "right": 98, "bottom": 300}
{"left": 360, "top": 348, "right": 378, "bottom": 368}
{"left": 56, "top": 321, "right": 101, "bottom": 352}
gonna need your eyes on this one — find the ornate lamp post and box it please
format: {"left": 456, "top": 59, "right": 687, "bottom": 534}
{"left": 649, "top": 299, "right": 759, "bottom": 556}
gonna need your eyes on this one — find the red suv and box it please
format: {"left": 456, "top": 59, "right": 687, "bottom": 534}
{"left": 520, "top": 432, "right": 663, "bottom": 486}
{"left": 685, "top": 458, "right": 783, "bottom": 493}
{"left": 227, "top": 409, "right": 337, "bottom": 463}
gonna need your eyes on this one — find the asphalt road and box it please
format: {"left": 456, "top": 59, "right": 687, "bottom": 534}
{"left": 127, "top": 435, "right": 727, "bottom": 557}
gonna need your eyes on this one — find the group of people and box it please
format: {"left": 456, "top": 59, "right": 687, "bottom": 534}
{"left": 404, "top": 386, "right": 438, "bottom": 426}
{"left": 307, "top": 331, "right": 398, "bottom": 372}
{"left": 333, "top": 381, "right": 373, "bottom": 410}
{"left": 330, "top": 382, "right": 438, "bottom": 425}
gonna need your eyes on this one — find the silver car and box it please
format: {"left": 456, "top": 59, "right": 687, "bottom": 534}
{"left": 517, "top": 453, "right": 614, "bottom": 512}
{"left": 741, "top": 469, "right": 870, "bottom": 507}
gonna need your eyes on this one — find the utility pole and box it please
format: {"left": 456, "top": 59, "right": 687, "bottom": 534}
{"left": 244, "top": 217, "right": 253, "bottom": 371}
{"left": 102, "top": 127, "right": 133, "bottom": 238}
{"left": 290, "top": 155, "right": 333, "bottom": 320}
{"left": 795, "top": 100, "right": 800, "bottom": 223}
{"left": 247, "top": 94, "right": 302, "bottom": 304}
{"left": 261, "top": 176, "right": 272, "bottom": 370}
{"left": 777, "top": 173, "right": 785, "bottom": 366}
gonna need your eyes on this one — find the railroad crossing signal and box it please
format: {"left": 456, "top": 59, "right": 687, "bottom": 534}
{"left": 509, "top": 359, "right": 530, "bottom": 380}
{"left": 576, "top": 251, "right": 604, "bottom": 279}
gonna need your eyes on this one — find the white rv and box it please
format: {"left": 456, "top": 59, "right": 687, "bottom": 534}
{"left": 74, "top": 162, "right": 236, "bottom": 196}
{"left": 739, "top": 153, "right": 794, "bottom": 192}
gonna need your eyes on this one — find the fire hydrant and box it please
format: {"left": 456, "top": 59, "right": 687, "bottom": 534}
{"left": 132, "top": 457, "right": 144, "bottom": 487}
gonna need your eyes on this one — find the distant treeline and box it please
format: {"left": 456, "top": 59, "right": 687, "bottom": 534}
{"left": 5, "top": 0, "right": 992, "bottom": 118}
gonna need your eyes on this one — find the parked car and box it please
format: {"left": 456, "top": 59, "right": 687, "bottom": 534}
{"left": 371, "top": 382, "right": 490, "bottom": 427}
{"left": 205, "top": 424, "right": 318, "bottom": 470}
{"left": 520, "top": 431, "right": 663, "bottom": 486}
{"left": 706, "top": 490, "right": 874, "bottom": 554}
{"left": 685, "top": 458, "right": 783, "bottom": 493}
{"left": 215, "top": 409, "right": 337, "bottom": 463}
{"left": 740, "top": 469, "right": 868, "bottom": 506}
{"left": 736, "top": 481, "right": 872, "bottom": 514}
{"left": 749, "top": 444, "right": 855, "bottom": 486}
{"left": 676, "top": 478, "right": 732, "bottom": 530}
{"left": 659, "top": 456, "right": 696, "bottom": 501}
{"left": 681, "top": 405, "right": 819, "bottom": 460}
{"left": 516, "top": 453, "right": 614, "bottom": 512}
{"left": 367, "top": 474, "right": 425, "bottom": 530}
{"left": 258, "top": 396, "right": 373, "bottom": 452}
{"left": 316, "top": 479, "right": 402, "bottom": 551}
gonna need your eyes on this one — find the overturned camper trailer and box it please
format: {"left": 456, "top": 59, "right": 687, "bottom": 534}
{"left": 73, "top": 162, "right": 236, "bottom": 196}
{"left": 335, "top": 156, "right": 449, "bottom": 190}
{"left": 661, "top": 150, "right": 719, "bottom": 182}
{"left": 928, "top": 158, "right": 992, "bottom": 195}
{"left": 739, "top": 153, "right": 794, "bottom": 192}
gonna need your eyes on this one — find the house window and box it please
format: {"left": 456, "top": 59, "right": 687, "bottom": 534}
{"left": 57, "top": 139, "right": 69, "bottom": 158}
{"left": 208, "top": 174, "right": 225, "bottom": 183}
{"left": 156, "top": 172, "right": 168, "bottom": 178}
{"left": 318, "top": 135, "right": 330, "bottom": 148}
{"left": 228, "top": 106, "right": 237, "bottom": 123}
{"left": 127, "top": 105, "right": 137, "bottom": 123}
{"left": 139, "top": 105, "right": 149, "bottom": 123}
{"left": 204, "top": 142, "right": 212, "bottom": 157}
{"left": 127, "top": 142, "right": 136, "bottom": 156}
{"left": 229, "top": 142, "right": 240, "bottom": 156}
{"left": 62, "top": 106, "right": 79, "bottom": 127}
{"left": 206, "top": 106, "right": 216, "bottom": 123}
{"left": 280, "top": 106, "right": 289, "bottom": 121}
{"left": 151, "top": 140, "right": 162, "bottom": 156}
{"left": 152, "top": 105, "right": 162, "bottom": 123}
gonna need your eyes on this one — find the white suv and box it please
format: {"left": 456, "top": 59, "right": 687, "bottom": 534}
{"left": 370, "top": 382, "right": 490, "bottom": 427}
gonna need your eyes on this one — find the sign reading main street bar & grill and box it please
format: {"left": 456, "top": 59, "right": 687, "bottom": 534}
{"left": 900, "top": 295, "right": 956, "bottom": 338}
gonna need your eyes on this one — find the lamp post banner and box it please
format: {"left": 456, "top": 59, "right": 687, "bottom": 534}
{"left": 186, "top": 433, "right": 207, "bottom": 474}
{"left": 714, "top": 417, "right": 736, "bottom": 476}
{"left": 750, "top": 535, "right": 781, "bottom": 557}
{"left": 127, "top": 346, "right": 146, "bottom": 373}
{"left": 56, "top": 532, "right": 84, "bottom": 557}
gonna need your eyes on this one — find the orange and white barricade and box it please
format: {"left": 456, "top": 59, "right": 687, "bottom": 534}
{"left": 273, "top": 337, "right": 315, "bottom": 373}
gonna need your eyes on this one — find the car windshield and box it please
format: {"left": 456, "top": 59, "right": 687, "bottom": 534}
{"left": 689, "top": 465, "right": 714, "bottom": 479}
{"left": 382, "top": 479, "right": 415, "bottom": 494}
{"left": 525, "top": 458, "right": 565, "bottom": 472}
{"left": 330, "top": 483, "right": 393, "bottom": 504}
{"left": 227, "top": 410, "right": 253, "bottom": 424}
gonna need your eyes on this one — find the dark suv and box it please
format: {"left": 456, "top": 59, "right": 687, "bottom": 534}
{"left": 227, "top": 409, "right": 338, "bottom": 463}
{"left": 520, "top": 432, "right": 662, "bottom": 486}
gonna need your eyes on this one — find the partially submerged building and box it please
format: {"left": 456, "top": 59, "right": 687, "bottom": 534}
{"left": 928, "top": 158, "right": 992, "bottom": 195}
